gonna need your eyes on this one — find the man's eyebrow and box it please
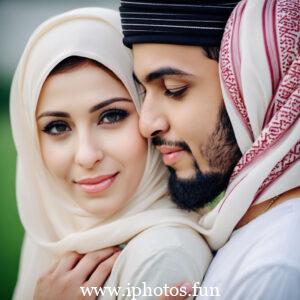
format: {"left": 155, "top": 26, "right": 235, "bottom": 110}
{"left": 145, "top": 67, "right": 193, "bottom": 83}
{"left": 37, "top": 111, "right": 70, "bottom": 120}
{"left": 89, "top": 97, "right": 131, "bottom": 113}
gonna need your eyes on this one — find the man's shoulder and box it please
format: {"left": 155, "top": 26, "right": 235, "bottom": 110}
{"left": 226, "top": 198, "right": 300, "bottom": 265}
{"left": 240, "top": 197, "right": 300, "bottom": 258}
{"left": 201, "top": 198, "right": 300, "bottom": 299}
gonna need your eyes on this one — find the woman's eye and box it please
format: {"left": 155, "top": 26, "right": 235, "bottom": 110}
{"left": 164, "top": 85, "right": 188, "bottom": 99}
{"left": 42, "top": 121, "right": 71, "bottom": 136}
{"left": 98, "top": 109, "right": 129, "bottom": 125}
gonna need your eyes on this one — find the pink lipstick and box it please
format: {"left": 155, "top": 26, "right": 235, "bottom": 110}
{"left": 76, "top": 173, "right": 118, "bottom": 194}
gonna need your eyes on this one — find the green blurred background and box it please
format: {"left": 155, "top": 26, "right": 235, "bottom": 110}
{"left": 0, "top": 1, "right": 118, "bottom": 299}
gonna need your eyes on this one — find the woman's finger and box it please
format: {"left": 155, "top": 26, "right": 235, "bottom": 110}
{"left": 158, "top": 282, "right": 193, "bottom": 300}
{"left": 86, "top": 251, "right": 121, "bottom": 287}
{"left": 40, "top": 259, "right": 60, "bottom": 277}
{"left": 73, "top": 247, "right": 119, "bottom": 281}
{"left": 38, "top": 258, "right": 60, "bottom": 279}
{"left": 53, "top": 251, "right": 83, "bottom": 275}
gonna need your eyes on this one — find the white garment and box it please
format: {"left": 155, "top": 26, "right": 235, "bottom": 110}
{"left": 197, "top": 198, "right": 300, "bottom": 300}
{"left": 103, "top": 226, "right": 212, "bottom": 300}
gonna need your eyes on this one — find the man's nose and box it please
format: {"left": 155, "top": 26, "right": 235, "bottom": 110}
{"left": 139, "top": 99, "right": 169, "bottom": 138}
{"left": 75, "top": 131, "right": 104, "bottom": 169}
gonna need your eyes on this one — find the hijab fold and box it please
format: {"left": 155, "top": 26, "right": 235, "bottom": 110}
{"left": 10, "top": 8, "right": 207, "bottom": 299}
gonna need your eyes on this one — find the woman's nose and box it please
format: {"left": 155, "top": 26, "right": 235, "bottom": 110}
{"left": 75, "top": 131, "right": 104, "bottom": 169}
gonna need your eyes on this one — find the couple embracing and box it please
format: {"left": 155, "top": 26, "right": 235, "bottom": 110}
{"left": 11, "top": 1, "right": 300, "bottom": 299}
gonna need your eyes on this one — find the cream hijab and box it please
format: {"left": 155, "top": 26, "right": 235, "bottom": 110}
{"left": 10, "top": 7, "right": 207, "bottom": 299}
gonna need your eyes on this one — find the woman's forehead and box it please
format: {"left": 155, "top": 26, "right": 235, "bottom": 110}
{"left": 37, "top": 63, "right": 133, "bottom": 114}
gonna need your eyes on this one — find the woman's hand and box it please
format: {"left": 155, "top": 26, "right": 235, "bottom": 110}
{"left": 34, "top": 247, "right": 121, "bottom": 300}
{"left": 158, "top": 283, "right": 193, "bottom": 300}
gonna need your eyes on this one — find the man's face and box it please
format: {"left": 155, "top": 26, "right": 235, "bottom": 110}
{"left": 133, "top": 43, "right": 241, "bottom": 210}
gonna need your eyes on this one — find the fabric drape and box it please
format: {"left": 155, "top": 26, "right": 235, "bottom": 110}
{"left": 10, "top": 7, "right": 209, "bottom": 299}
{"left": 200, "top": 0, "right": 300, "bottom": 250}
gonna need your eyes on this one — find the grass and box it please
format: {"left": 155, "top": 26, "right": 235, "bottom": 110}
{"left": 0, "top": 110, "right": 24, "bottom": 300}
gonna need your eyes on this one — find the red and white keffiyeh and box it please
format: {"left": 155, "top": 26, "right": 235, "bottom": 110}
{"left": 200, "top": 0, "right": 299, "bottom": 250}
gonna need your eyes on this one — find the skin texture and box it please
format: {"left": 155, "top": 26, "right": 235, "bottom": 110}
{"left": 34, "top": 62, "right": 147, "bottom": 299}
{"left": 33, "top": 248, "right": 121, "bottom": 300}
{"left": 36, "top": 62, "right": 147, "bottom": 218}
{"left": 133, "top": 43, "right": 223, "bottom": 178}
{"left": 131, "top": 44, "right": 300, "bottom": 300}
{"left": 33, "top": 44, "right": 241, "bottom": 298}
{"left": 157, "top": 283, "right": 193, "bottom": 300}
{"left": 132, "top": 43, "right": 241, "bottom": 210}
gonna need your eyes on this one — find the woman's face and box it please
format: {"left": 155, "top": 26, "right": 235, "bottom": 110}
{"left": 36, "top": 62, "right": 147, "bottom": 218}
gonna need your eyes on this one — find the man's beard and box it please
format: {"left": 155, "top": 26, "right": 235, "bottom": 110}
{"left": 153, "top": 105, "right": 242, "bottom": 211}
{"left": 167, "top": 161, "right": 234, "bottom": 211}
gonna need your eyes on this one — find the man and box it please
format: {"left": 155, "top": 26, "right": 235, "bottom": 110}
{"left": 118, "top": 0, "right": 300, "bottom": 299}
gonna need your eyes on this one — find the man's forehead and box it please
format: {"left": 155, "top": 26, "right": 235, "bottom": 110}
{"left": 132, "top": 43, "right": 204, "bottom": 77}
{"left": 133, "top": 43, "right": 202, "bottom": 58}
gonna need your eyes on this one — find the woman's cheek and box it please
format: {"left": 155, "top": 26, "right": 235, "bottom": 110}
{"left": 40, "top": 137, "right": 72, "bottom": 179}
{"left": 124, "top": 118, "right": 147, "bottom": 162}
{"left": 107, "top": 117, "right": 148, "bottom": 173}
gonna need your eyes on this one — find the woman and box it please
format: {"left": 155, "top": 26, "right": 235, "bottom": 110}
{"left": 10, "top": 8, "right": 212, "bottom": 299}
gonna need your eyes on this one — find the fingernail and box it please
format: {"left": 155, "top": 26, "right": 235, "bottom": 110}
{"left": 181, "top": 282, "right": 193, "bottom": 294}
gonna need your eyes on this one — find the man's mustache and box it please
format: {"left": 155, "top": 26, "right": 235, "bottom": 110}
{"left": 152, "top": 136, "right": 192, "bottom": 153}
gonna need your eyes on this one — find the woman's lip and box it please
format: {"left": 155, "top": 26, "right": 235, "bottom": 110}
{"left": 76, "top": 173, "right": 118, "bottom": 185}
{"left": 76, "top": 173, "right": 119, "bottom": 194}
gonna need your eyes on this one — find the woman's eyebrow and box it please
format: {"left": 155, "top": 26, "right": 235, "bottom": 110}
{"left": 37, "top": 111, "right": 70, "bottom": 120}
{"left": 37, "top": 98, "right": 132, "bottom": 120}
{"left": 89, "top": 97, "right": 132, "bottom": 113}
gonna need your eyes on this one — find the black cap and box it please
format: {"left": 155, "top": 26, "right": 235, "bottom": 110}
{"left": 120, "top": 0, "right": 240, "bottom": 48}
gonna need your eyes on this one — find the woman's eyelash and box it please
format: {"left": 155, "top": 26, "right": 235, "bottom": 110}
{"left": 41, "top": 109, "right": 129, "bottom": 135}
{"left": 42, "top": 120, "right": 71, "bottom": 136}
{"left": 164, "top": 85, "right": 188, "bottom": 98}
{"left": 98, "top": 108, "right": 129, "bottom": 125}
